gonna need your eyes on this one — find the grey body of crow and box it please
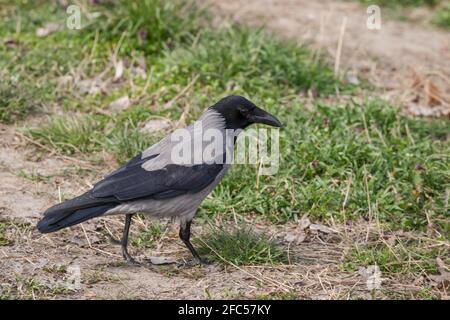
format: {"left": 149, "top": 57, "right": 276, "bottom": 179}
{"left": 37, "top": 109, "right": 230, "bottom": 233}
{"left": 104, "top": 164, "right": 230, "bottom": 225}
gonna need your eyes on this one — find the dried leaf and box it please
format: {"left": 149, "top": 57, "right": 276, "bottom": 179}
{"left": 298, "top": 216, "right": 311, "bottom": 230}
{"left": 309, "top": 223, "right": 338, "bottom": 234}
{"left": 284, "top": 233, "right": 296, "bottom": 243}
{"left": 113, "top": 59, "right": 124, "bottom": 83}
{"left": 108, "top": 95, "right": 131, "bottom": 111}
{"left": 140, "top": 118, "right": 172, "bottom": 133}
{"left": 284, "top": 231, "right": 307, "bottom": 244}
{"left": 407, "top": 103, "right": 450, "bottom": 117}
{"left": 57, "top": 75, "right": 73, "bottom": 90}
{"left": 148, "top": 256, "right": 177, "bottom": 265}
{"left": 429, "top": 258, "right": 450, "bottom": 288}
{"left": 131, "top": 66, "right": 147, "bottom": 79}
{"left": 102, "top": 152, "right": 118, "bottom": 169}
{"left": 424, "top": 79, "right": 443, "bottom": 106}
{"left": 410, "top": 71, "right": 423, "bottom": 89}
{"left": 36, "top": 22, "right": 60, "bottom": 37}
{"left": 76, "top": 78, "right": 106, "bottom": 95}
{"left": 84, "top": 291, "right": 97, "bottom": 298}
{"left": 346, "top": 72, "right": 360, "bottom": 85}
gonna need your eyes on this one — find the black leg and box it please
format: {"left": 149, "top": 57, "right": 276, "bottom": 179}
{"left": 179, "top": 220, "right": 208, "bottom": 265}
{"left": 121, "top": 214, "right": 138, "bottom": 264}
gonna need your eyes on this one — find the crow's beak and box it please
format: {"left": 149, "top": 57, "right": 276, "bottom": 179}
{"left": 249, "top": 107, "right": 283, "bottom": 128}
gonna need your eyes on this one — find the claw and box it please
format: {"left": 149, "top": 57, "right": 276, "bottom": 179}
{"left": 123, "top": 254, "right": 140, "bottom": 266}
{"left": 197, "top": 257, "right": 212, "bottom": 265}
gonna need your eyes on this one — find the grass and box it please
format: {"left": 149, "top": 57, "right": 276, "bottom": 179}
{"left": 7, "top": 1, "right": 447, "bottom": 234}
{"left": 196, "top": 226, "right": 287, "bottom": 266}
{"left": 0, "top": 280, "right": 70, "bottom": 300}
{"left": 0, "top": 79, "right": 44, "bottom": 124}
{"left": 432, "top": 3, "right": 450, "bottom": 28}
{"left": 27, "top": 114, "right": 163, "bottom": 164}
{"left": 84, "top": 270, "right": 120, "bottom": 285}
{"left": 0, "top": 221, "right": 13, "bottom": 246}
{"left": 255, "top": 291, "right": 299, "bottom": 300}
{"left": 13, "top": 276, "right": 71, "bottom": 299}
{"left": 0, "top": 285, "right": 13, "bottom": 300}
{"left": 205, "top": 100, "right": 449, "bottom": 232}
{"left": 343, "top": 237, "right": 449, "bottom": 274}
{"left": 28, "top": 115, "right": 107, "bottom": 155}
{"left": 1, "top": 0, "right": 343, "bottom": 123}
{"left": 0, "top": 218, "right": 30, "bottom": 246}
{"left": 131, "top": 221, "right": 165, "bottom": 248}
{"left": 161, "top": 27, "right": 343, "bottom": 95}
{"left": 0, "top": 0, "right": 449, "bottom": 299}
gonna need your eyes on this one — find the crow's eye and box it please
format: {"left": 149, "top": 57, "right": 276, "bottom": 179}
{"left": 237, "top": 105, "right": 249, "bottom": 116}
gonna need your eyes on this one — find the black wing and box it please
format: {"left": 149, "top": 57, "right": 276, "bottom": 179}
{"left": 92, "top": 155, "right": 224, "bottom": 201}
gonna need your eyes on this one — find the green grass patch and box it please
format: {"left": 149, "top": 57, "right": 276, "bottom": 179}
{"left": 29, "top": 98, "right": 450, "bottom": 234}
{"left": 255, "top": 291, "right": 299, "bottom": 300}
{"left": 13, "top": 275, "right": 71, "bottom": 299}
{"left": 1, "top": 0, "right": 343, "bottom": 124}
{"left": 432, "top": 3, "right": 450, "bottom": 28}
{"left": 101, "top": 0, "right": 206, "bottom": 55}
{"left": 195, "top": 226, "right": 287, "bottom": 266}
{"left": 205, "top": 100, "right": 449, "bottom": 232}
{"left": 0, "top": 221, "right": 13, "bottom": 246}
{"left": 382, "top": 288, "right": 440, "bottom": 299}
{"left": 26, "top": 113, "right": 163, "bottom": 164}
{"left": 343, "top": 238, "right": 449, "bottom": 275}
{"left": 131, "top": 221, "right": 164, "bottom": 248}
{"left": 0, "top": 79, "right": 43, "bottom": 124}
{"left": 0, "top": 284, "right": 13, "bottom": 300}
{"left": 161, "top": 26, "right": 344, "bottom": 95}
{"left": 0, "top": 218, "right": 30, "bottom": 246}
{"left": 0, "top": 0, "right": 205, "bottom": 123}
{"left": 27, "top": 115, "right": 107, "bottom": 155}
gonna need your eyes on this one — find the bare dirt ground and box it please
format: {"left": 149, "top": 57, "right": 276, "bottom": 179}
{"left": 1, "top": 0, "right": 449, "bottom": 300}
{"left": 201, "top": 0, "right": 450, "bottom": 117}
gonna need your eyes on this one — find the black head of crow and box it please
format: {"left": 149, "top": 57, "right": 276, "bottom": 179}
{"left": 37, "top": 95, "right": 282, "bottom": 264}
{"left": 211, "top": 95, "right": 282, "bottom": 129}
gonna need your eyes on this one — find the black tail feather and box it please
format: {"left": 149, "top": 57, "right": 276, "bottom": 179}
{"left": 37, "top": 204, "right": 117, "bottom": 233}
{"left": 37, "top": 191, "right": 119, "bottom": 234}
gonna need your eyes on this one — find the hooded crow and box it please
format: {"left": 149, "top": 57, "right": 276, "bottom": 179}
{"left": 37, "top": 95, "right": 282, "bottom": 264}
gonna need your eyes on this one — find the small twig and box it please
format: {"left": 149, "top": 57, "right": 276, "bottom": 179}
{"left": 58, "top": 185, "right": 62, "bottom": 203}
{"left": 80, "top": 223, "right": 92, "bottom": 248}
{"left": 165, "top": 75, "right": 199, "bottom": 110}
{"left": 89, "top": 247, "right": 121, "bottom": 258}
{"left": 334, "top": 16, "right": 347, "bottom": 77}
{"left": 360, "top": 109, "right": 373, "bottom": 145}
{"left": 405, "top": 123, "right": 415, "bottom": 145}
{"left": 0, "top": 249, "right": 8, "bottom": 258}
{"left": 363, "top": 166, "right": 372, "bottom": 242}
{"left": 135, "top": 67, "right": 154, "bottom": 101}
